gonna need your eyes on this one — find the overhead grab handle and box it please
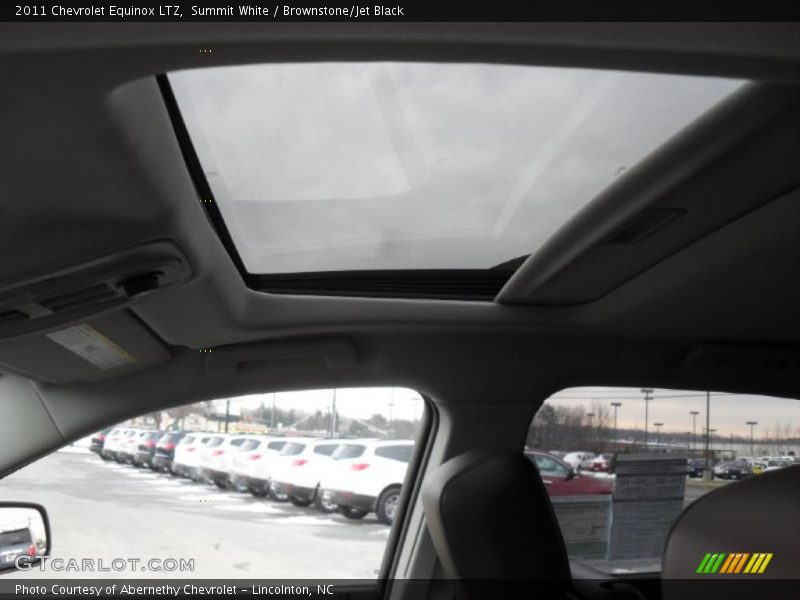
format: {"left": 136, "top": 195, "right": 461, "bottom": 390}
{"left": 204, "top": 338, "right": 358, "bottom": 376}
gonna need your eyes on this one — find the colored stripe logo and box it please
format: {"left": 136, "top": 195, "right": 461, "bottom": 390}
{"left": 696, "top": 553, "right": 773, "bottom": 574}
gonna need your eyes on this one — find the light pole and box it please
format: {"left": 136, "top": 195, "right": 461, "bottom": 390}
{"left": 387, "top": 388, "right": 396, "bottom": 436}
{"left": 654, "top": 422, "right": 663, "bottom": 449}
{"left": 703, "top": 391, "right": 712, "bottom": 480}
{"left": 704, "top": 425, "right": 716, "bottom": 479}
{"left": 224, "top": 399, "right": 230, "bottom": 433}
{"left": 641, "top": 388, "right": 654, "bottom": 451}
{"left": 271, "top": 392, "right": 276, "bottom": 429}
{"left": 330, "top": 389, "right": 338, "bottom": 437}
{"left": 611, "top": 403, "right": 621, "bottom": 451}
{"left": 746, "top": 421, "right": 758, "bottom": 457}
{"left": 690, "top": 411, "right": 699, "bottom": 454}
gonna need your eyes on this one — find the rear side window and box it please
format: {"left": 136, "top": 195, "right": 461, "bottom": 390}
{"left": 375, "top": 445, "right": 412, "bottom": 463}
{"left": 281, "top": 442, "right": 306, "bottom": 456}
{"left": 530, "top": 387, "right": 800, "bottom": 574}
{"left": 314, "top": 444, "right": 339, "bottom": 456}
{"left": 333, "top": 444, "right": 366, "bottom": 459}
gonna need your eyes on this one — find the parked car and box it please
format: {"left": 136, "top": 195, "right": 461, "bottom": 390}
{"left": 227, "top": 436, "right": 279, "bottom": 491}
{"left": 563, "top": 451, "right": 595, "bottom": 470}
{"left": 526, "top": 451, "right": 614, "bottom": 496}
{"left": 588, "top": 454, "right": 612, "bottom": 472}
{"left": 89, "top": 427, "right": 113, "bottom": 458}
{"left": 236, "top": 438, "right": 290, "bottom": 497}
{"left": 172, "top": 433, "right": 215, "bottom": 479}
{"left": 132, "top": 430, "right": 165, "bottom": 467}
{"left": 713, "top": 459, "right": 751, "bottom": 480}
{"left": 200, "top": 433, "right": 265, "bottom": 489}
{"left": 269, "top": 438, "right": 353, "bottom": 509}
{"left": 117, "top": 429, "right": 149, "bottom": 464}
{"left": 101, "top": 427, "right": 134, "bottom": 461}
{"left": 149, "top": 431, "right": 185, "bottom": 472}
{"left": 319, "top": 440, "right": 414, "bottom": 525}
{"left": 687, "top": 458, "right": 706, "bottom": 477}
{"left": 763, "top": 458, "right": 791, "bottom": 472}
{"left": 0, "top": 511, "right": 37, "bottom": 569}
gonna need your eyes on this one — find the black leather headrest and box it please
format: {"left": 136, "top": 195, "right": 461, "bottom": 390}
{"left": 663, "top": 465, "right": 800, "bottom": 594}
{"left": 421, "top": 449, "right": 570, "bottom": 595}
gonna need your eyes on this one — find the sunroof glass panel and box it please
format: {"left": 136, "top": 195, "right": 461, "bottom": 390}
{"left": 169, "top": 63, "right": 743, "bottom": 274}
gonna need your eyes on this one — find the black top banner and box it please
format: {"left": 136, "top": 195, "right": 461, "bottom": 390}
{"left": 2, "top": 0, "right": 799, "bottom": 22}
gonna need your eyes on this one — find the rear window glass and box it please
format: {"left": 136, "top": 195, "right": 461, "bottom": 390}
{"left": 181, "top": 435, "right": 195, "bottom": 445}
{"left": 240, "top": 439, "right": 260, "bottom": 451}
{"left": 267, "top": 440, "right": 287, "bottom": 451}
{"left": 281, "top": 442, "right": 306, "bottom": 456}
{"left": 206, "top": 437, "right": 224, "bottom": 448}
{"left": 375, "top": 445, "right": 413, "bottom": 463}
{"left": 313, "top": 444, "right": 339, "bottom": 456}
{"left": 0, "top": 528, "right": 32, "bottom": 547}
{"left": 333, "top": 444, "right": 367, "bottom": 459}
{"left": 160, "top": 433, "right": 182, "bottom": 443}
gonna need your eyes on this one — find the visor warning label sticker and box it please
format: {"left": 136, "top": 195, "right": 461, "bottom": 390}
{"left": 46, "top": 324, "right": 137, "bottom": 370}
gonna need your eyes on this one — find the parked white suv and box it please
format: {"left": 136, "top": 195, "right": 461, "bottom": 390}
{"left": 197, "top": 433, "right": 262, "bottom": 489}
{"left": 102, "top": 427, "right": 137, "bottom": 461}
{"left": 563, "top": 451, "right": 596, "bottom": 470}
{"left": 229, "top": 436, "right": 286, "bottom": 491}
{"left": 319, "top": 440, "right": 414, "bottom": 525}
{"left": 269, "top": 438, "right": 353, "bottom": 510}
{"left": 172, "top": 433, "right": 215, "bottom": 480}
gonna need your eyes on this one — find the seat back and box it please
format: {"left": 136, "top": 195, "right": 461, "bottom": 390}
{"left": 421, "top": 449, "right": 570, "bottom": 598}
{"left": 662, "top": 465, "right": 799, "bottom": 597}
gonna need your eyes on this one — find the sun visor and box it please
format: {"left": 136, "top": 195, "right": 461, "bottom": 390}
{"left": 0, "top": 241, "right": 191, "bottom": 340}
{"left": 0, "top": 311, "right": 171, "bottom": 383}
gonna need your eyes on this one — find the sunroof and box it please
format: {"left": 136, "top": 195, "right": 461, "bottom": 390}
{"left": 168, "top": 63, "right": 742, "bottom": 285}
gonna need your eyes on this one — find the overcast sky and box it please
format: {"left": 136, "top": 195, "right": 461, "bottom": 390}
{"left": 212, "top": 387, "right": 424, "bottom": 424}
{"left": 547, "top": 387, "right": 800, "bottom": 438}
{"left": 209, "top": 385, "right": 799, "bottom": 439}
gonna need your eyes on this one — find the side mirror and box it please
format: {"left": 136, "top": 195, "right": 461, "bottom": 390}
{"left": 566, "top": 467, "right": 577, "bottom": 481}
{"left": 0, "top": 502, "right": 50, "bottom": 573}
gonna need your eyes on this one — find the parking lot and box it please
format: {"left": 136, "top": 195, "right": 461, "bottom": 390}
{"left": 0, "top": 446, "right": 729, "bottom": 580}
{"left": 0, "top": 450, "right": 390, "bottom": 579}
